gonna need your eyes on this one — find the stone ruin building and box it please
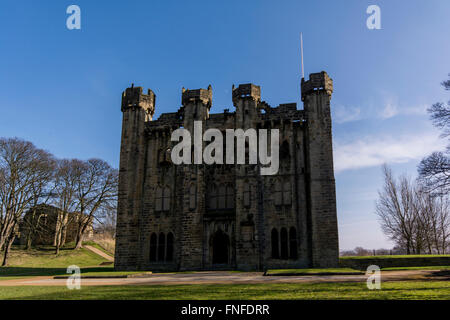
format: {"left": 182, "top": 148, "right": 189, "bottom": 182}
{"left": 115, "top": 71, "right": 339, "bottom": 271}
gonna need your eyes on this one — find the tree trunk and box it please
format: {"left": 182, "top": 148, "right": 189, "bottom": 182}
{"left": 55, "top": 229, "right": 61, "bottom": 255}
{"left": 61, "top": 226, "right": 67, "bottom": 247}
{"left": 74, "top": 223, "right": 86, "bottom": 250}
{"left": 0, "top": 223, "right": 13, "bottom": 251}
{"left": 74, "top": 231, "right": 83, "bottom": 250}
{"left": 55, "top": 237, "right": 60, "bottom": 255}
{"left": 53, "top": 230, "right": 58, "bottom": 246}
{"left": 25, "top": 232, "right": 33, "bottom": 250}
{"left": 2, "top": 233, "right": 15, "bottom": 266}
{"left": 0, "top": 235, "right": 5, "bottom": 252}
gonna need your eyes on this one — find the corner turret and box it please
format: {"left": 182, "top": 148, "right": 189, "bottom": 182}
{"left": 232, "top": 83, "right": 261, "bottom": 129}
{"left": 182, "top": 86, "right": 212, "bottom": 127}
{"left": 121, "top": 85, "right": 156, "bottom": 121}
{"left": 301, "top": 71, "right": 333, "bottom": 102}
{"left": 302, "top": 71, "right": 339, "bottom": 268}
{"left": 115, "top": 84, "right": 156, "bottom": 270}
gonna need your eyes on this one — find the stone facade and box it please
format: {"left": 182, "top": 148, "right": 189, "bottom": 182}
{"left": 115, "top": 71, "right": 339, "bottom": 271}
{"left": 19, "top": 204, "right": 94, "bottom": 246}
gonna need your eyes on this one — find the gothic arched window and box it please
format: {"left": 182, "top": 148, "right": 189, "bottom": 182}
{"left": 280, "top": 140, "right": 290, "bottom": 159}
{"left": 189, "top": 184, "right": 197, "bottom": 210}
{"left": 243, "top": 182, "right": 251, "bottom": 208}
{"left": 274, "top": 179, "right": 282, "bottom": 206}
{"left": 155, "top": 187, "right": 163, "bottom": 212}
{"left": 149, "top": 233, "right": 157, "bottom": 262}
{"left": 280, "top": 228, "right": 288, "bottom": 259}
{"left": 280, "top": 140, "right": 291, "bottom": 171}
{"left": 289, "top": 227, "right": 298, "bottom": 260}
{"left": 166, "top": 232, "right": 174, "bottom": 262}
{"left": 271, "top": 228, "right": 279, "bottom": 259}
{"left": 158, "top": 232, "right": 166, "bottom": 261}
{"left": 283, "top": 181, "right": 291, "bottom": 205}
{"left": 226, "top": 185, "right": 234, "bottom": 209}
{"left": 218, "top": 185, "right": 226, "bottom": 209}
{"left": 163, "top": 187, "right": 171, "bottom": 212}
{"left": 209, "top": 184, "right": 217, "bottom": 209}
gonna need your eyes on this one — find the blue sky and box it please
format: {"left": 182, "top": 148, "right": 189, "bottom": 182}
{"left": 1, "top": 0, "right": 449, "bottom": 250}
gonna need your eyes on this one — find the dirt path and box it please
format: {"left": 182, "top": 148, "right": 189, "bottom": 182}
{"left": 0, "top": 270, "right": 447, "bottom": 287}
{"left": 83, "top": 245, "right": 114, "bottom": 262}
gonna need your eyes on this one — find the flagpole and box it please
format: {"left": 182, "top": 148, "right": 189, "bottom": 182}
{"left": 300, "top": 32, "right": 305, "bottom": 79}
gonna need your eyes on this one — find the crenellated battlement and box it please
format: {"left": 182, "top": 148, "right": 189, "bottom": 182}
{"left": 232, "top": 83, "right": 261, "bottom": 105}
{"left": 121, "top": 84, "right": 156, "bottom": 120}
{"left": 301, "top": 71, "right": 333, "bottom": 101}
{"left": 181, "top": 85, "right": 212, "bottom": 107}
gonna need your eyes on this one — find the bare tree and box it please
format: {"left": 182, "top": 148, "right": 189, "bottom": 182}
{"left": 428, "top": 75, "right": 450, "bottom": 137}
{"left": 94, "top": 201, "right": 117, "bottom": 239}
{"left": 0, "top": 138, "right": 54, "bottom": 265}
{"left": 376, "top": 165, "right": 417, "bottom": 254}
{"left": 353, "top": 247, "right": 371, "bottom": 256}
{"left": 72, "top": 159, "right": 118, "bottom": 250}
{"left": 52, "top": 159, "right": 83, "bottom": 255}
{"left": 432, "top": 194, "right": 450, "bottom": 253}
{"left": 22, "top": 162, "right": 56, "bottom": 250}
{"left": 377, "top": 165, "right": 450, "bottom": 255}
{"left": 418, "top": 150, "right": 450, "bottom": 194}
{"left": 419, "top": 74, "right": 450, "bottom": 193}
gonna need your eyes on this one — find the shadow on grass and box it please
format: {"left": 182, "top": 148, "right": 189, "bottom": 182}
{"left": 0, "top": 266, "right": 115, "bottom": 278}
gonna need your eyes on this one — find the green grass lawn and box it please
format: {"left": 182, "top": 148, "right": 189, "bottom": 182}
{"left": 267, "top": 268, "right": 363, "bottom": 275}
{"left": 82, "top": 241, "right": 114, "bottom": 257}
{"left": 0, "top": 245, "right": 152, "bottom": 280}
{"left": 381, "top": 266, "right": 450, "bottom": 271}
{"left": 267, "top": 266, "right": 450, "bottom": 275}
{"left": 0, "top": 281, "right": 448, "bottom": 300}
{"left": 0, "top": 245, "right": 105, "bottom": 280}
{"left": 340, "top": 254, "right": 450, "bottom": 260}
{"left": 1, "top": 247, "right": 449, "bottom": 300}
{"left": 3, "top": 245, "right": 107, "bottom": 268}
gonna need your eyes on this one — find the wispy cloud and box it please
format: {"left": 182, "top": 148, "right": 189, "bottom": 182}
{"left": 334, "top": 105, "right": 363, "bottom": 123}
{"left": 334, "top": 131, "right": 446, "bottom": 172}
{"left": 379, "top": 95, "right": 428, "bottom": 119}
{"left": 379, "top": 100, "right": 399, "bottom": 119}
{"left": 333, "top": 95, "right": 428, "bottom": 124}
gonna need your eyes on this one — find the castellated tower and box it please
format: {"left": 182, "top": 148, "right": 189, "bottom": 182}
{"left": 231, "top": 84, "right": 263, "bottom": 270}
{"left": 115, "top": 86, "right": 155, "bottom": 269}
{"left": 115, "top": 71, "right": 339, "bottom": 271}
{"left": 179, "top": 87, "right": 212, "bottom": 270}
{"left": 302, "top": 72, "right": 339, "bottom": 267}
{"left": 232, "top": 83, "right": 261, "bottom": 129}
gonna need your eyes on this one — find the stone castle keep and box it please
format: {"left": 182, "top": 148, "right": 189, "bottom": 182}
{"left": 115, "top": 71, "right": 339, "bottom": 271}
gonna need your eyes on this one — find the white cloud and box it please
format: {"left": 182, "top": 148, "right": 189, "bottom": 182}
{"left": 380, "top": 100, "right": 399, "bottom": 119}
{"left": 333, "top": 104, "right": 363, "bottom": 124}
{"left": 333, "top": 96, "right": 428, "bottom": 123}
{"left": 380, "top": 95, "right": 428, "bottom": 119}
{"left": 333, "top": 131, "right": 446, "bottom": 172}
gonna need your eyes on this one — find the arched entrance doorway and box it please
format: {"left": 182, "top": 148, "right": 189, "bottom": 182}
{"left": 212, "top": 229, "right": 229, "bottom": 264}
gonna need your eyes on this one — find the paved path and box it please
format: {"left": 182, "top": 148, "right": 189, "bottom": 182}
{"left": 0, "top": 270, "right": 446, "bottom": 287}
{"left": 83, "top": 245, "right": 114, "bottom": 262}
